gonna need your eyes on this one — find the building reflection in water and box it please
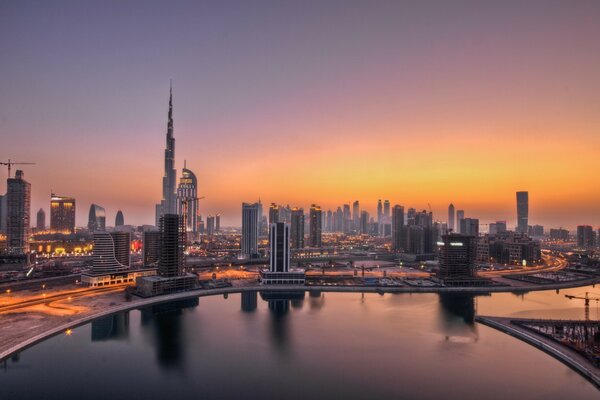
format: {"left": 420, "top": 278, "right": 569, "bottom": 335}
{"left": 437, "top": 293, "right": 478, "bottom": 339}
{"left": 91, "top": 312, "right": 130, "bottom": 342}
{"left": 308, "top": 290, "right": 325, "bottom": 310}
{"left": 140, "top": 298, "right": 199, "bottom": 370}
{"left": 260, "top": 291, "right": 305, "bottom": 354}
{"left": 241, "top": 291, "right": 257, "bottom": 313}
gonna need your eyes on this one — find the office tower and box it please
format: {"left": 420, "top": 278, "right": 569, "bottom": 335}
{"left": 155, "top": 85, "right": 177, "bottom": 225}
{"left": 111, "top": 231, "right": 131, "bottom": 267}
{"left": 92, "top": 231, "right": 129, "bottom": 273}
{"left": 489, "top": 221, "right": 507, "bottom": 235}
{"left": 0, "top": 194, "right": 6, "bottom": 233}
{"left": 460, "top": 218, "right": 479, "bottom": 237}
{"left": 206, "top": 215, "right": 215, "bottom": 236}
{"left": 158, "top": 214, "right": 185, "bottom": 277}
{"left": 6, "top": 170, "right": 31, "bottom": 254}
{"left": 406, "top": 226, "right": 425, "bottom": 254}
{"left": 516, "top": 191, "right": 529, "bottom": 233}
{"left": 334, "top": 207, "right": 343, "bottom": 232}
{"left": 88, "top": 204, "right": 106, "bottom": 232}
{"left": 391, "top": 205, "right": 405, "bottom": 251}
{"left": 438, "top": 233, "right": 476, "bottom": 282}
{"left": 407, "top": 208, "right": 416, "bottom": 226}
{"left": 352, "top": 201, "right": 360, "bottom": 233}
{"left": 550, "top": 228, "right": 569, "bottom": 241}
{"left": 414, "top": 210, "right": 433, "bottom": 227}
{"left": 577, "top": 225, "right": 596, "bottom": 248}
{"left": 326, "top": 209, "right": 333, "bottom": 232}
{"left": 383, "top": 200, "right": 390, "bottom": 219}
{"left": 269, "top": 203, "right": 279, "bottom": 225}
{"left": 50, "top": 194, "right": 76, "bottom": 233}
{"left": 360, "top": 211, "right": 369, "bottom": 235}
{"left": 115, "top": 210, "right": 124, "bottom": 227}
{"left": 215, "top": 214, "right": 220, "bottom": 232}
{"left": 377, "top": 199, "right": 383, "bottom": 227}
{"left": 290, "top": 208, "right": 305, "bottom": 249}
{"left": 342, "top": 204, "right": 351, "bottom": 233}
{"left": 176, "top": 163, "right": 199, "bottom": 235}
{"left": 309, "top": 204, "right": 322, "bottom": 247}
{"left": 448, "top": 203, "right": 455, "bottom": 232}
{"left": 143, "top": 229, "right": 161, "bottom": 267}
{"left": 269, "top": 222, "right": 290, "bottom": 273}
{"left": 456, "top": 210, "right": 465, "bottom": 233}
{"left": 241, "top": 202, "right": 260, "bottom": 258}
{"left": 36, "top": 208, "right": 45, "bottom": 231}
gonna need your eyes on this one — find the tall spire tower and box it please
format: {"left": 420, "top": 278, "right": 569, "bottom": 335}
{"left": 156, "top": 83, "right": 177, "bottom": 225}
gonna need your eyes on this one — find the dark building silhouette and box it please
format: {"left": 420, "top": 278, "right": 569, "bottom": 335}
{"left": 88, "top": 204, "right": 106, "bottom": 231}
{"left": 143, "top": 229, "right": 161, "bottom": 267}
{"left": 115, "top": 210, "right": 124, "bottom": 227}
{"left": 437, "top": 233, "right": 477, "bottom": 283}
{"left": 6, "top": 170, "right": 31, "bottom": 254}
{"left": 516, "top": 191, "right": 529, "bottom": 233}
{"left": 36, "top": 208, "right": 45, "bottom": 231}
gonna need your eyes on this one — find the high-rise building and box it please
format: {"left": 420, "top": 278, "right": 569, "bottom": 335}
{"left": 92, "top": 231, "right": 129, "bottom": 273}
{"left": 158, "top": 214, "right": 185, "bottom": 277}
{"left": 392, "top": 205, "right": 405, "bottom": 252}
{"left": 215, "top": 214, "right": 220, "bottom": 232}
{"left": 377, "top": 200, "right": 383, "bottom": 230}
{"left": 241, "top": 202, "right": 260, "bottom": 258}
{"left": 334, "top": 207, "right": 343, "bottom": 232}
{"left": 325, "top": 209, "right": 333, "bottom": 232}
{"left": 269, "top": 222, "right": 290, "bottom": 273}
{"left": 360, "top": 210, "right": 369, "bottom": 235}
{"left": 577, "top": 225, "right": 596, "bottom": 249}
{"left": 309, "top": 204, "right": 322, "bottom": 247}
{"left": 460, "top": 218, "right": 479, "bottom": 237}
{"left": 352, "top": 201, "right": 360, "bottom": 234}
{"left": 206, "top": 215, "right": 215, "bottom": 236}
{"left": 530, "top": 225, "right": 544, "bottom": 237}
{"left": 342, "top": 204, "right": 351, "bottom": 234}
{"left": 489, "top": 221, "right": 507, "bottom": 235}
{"left": 6, "top": 170, "right": 31, "bottom": 254}
{"left": 456, "top": 210, "right": 465, "bottom": 233}
{"left": 290, "top": 208, "right": 305, "bottom": 249}
{"left": 115, "top": 210, "right": 124, "bottom": 227}
{"left": 516, "top": 191, "right": 529, "bottom": 233}
{"left": 550, "top": 228, "right": 569, "bottom": 241}
{"left": 448, "top": 203, "right": 455, "bottom": 232}
{"left": 143, "top": 229, "right": 161, "bottom": 267}
{"left": 36, "top": 208, "right": 45, "bottom": 231}
{"left": 88, "top": 204, "right": 106, "bottom": 232}
{"left": 50, "top": 194, "right": 76, "bottom": 233}
{"left": 0, "top": 194, "right": 6, "bottom": 233}
{"left": 407, "top": 208, "right": 416, "bottom": 226}
{"left": 269, "top": 203, "right": 279, "bottom": 225}
{"left": 155, "top": 85, "right": 177, "bottom": 225}
{"left": 111, "top": 230, "right": 131, "bottom": 267}
{"left": 437, "top": 233, "right": 477, "bottom": 282}
{"left": 176, "top": 163, "right": 199, "bottom": 235}
{"left": 383, "top": 200, "right": 390, "bottom": 219}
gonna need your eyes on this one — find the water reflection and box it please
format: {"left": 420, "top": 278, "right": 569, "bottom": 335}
{"left": 140, "top": 298, "right": 199, "bottom": 371}
{"left": 438, "top": 293, "right": 478, "bottom": 338}
{"left": 260, "top": 291, "right": 305, "bottom": 355}
{"left": 91, "top": 312, "right": 130, "bottom": 342}
{"left": 241, "top": 291, "right": 257, "bottom": 313}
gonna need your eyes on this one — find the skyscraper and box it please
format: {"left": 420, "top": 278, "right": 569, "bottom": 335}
{"left": 111, "top": 230, "right": 131, "bottom": 267}
{"left": 88, "top": 204, "right": 106, "bottom": 231}
{"left": 437, "top": 233, "right": 477, "bottom": 283}
{"left": 342, "top": 204, "right": 351, "bottom": 234}
{"left": 115, "top": 210, "right": 124, "bottom": 227}
{"left": 456, "top": 210, "right": 465, "bottom": 233}
{"left": 352, "top": 200, "right": 360, "bottom": 234}
{"left": 516, "top": 191, "right": 529, "bottom": 233}
{"left": 290, "top": 208, "right": 305, "bottom": 249}
{"left": 92, "top": 231, "right": 129, "bottom": 273}
{"left": 460, "top": 218, "right": 479, "bottom": 237}
{"left": 383, "top": 200, "right": 390, "bottom": 219}
{"left": 143, "top": 229, "right": 161, "bottom": 267}
{"left": 36, "top": 208, "right": 45, "bottom": 231}
{"left": 448, "top": 203, "right": 455, "bottom": 232}
{"left": 176, "top": 163, "right": 199, "bottom": 235}
{"left": 206, "top": 215, "right": 215, "bottom": 236}
{"left": 158, "top": 214, "right": 185, "bottom": 277}
{"left": 269, "top": 203, "right": 280, "bottom": 225}
{"left": 360, "top": 210, "right": 369, "bottom": 235}
{"left": 155, "top": 85, "right": 177, "bottom": 225}
{"left": 391, "top": 205, "right": 405, "bottom": 252}
{"left": 6, "top": 170, "right": 30, "bottom": 254}
{"left": 241, "top": 202, "right": 260, "bottom": 258}
{"left": 0, "top": 194, "right": 6, "bottom": 233}
{"left": 577, "top": 225, "right": 596, "bottom": 248}
{"left": 215, "top": 214, "right": 220, "bottom": 232}
{"left": 50, "top": 194, "right": 76, "bottom": 233}
{"left": 269, "top": 222, "right": 290, "bottom": 273}
{"left": 309, "top": 204, "right": 322, "bottom": 247}
{"left": 377, "top": 199, "right": 383, "bottom": 231}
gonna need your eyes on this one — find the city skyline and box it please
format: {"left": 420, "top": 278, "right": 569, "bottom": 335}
{"left": 2, "top": 1, "right": 600, "bottom": 229}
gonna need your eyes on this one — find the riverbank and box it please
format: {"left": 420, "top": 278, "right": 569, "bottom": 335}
{"left": 1, "top": 276, "right": 599, "bottom": 363}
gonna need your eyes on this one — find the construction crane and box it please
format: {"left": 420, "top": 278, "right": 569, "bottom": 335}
{"left": 565, "top": 292, "right": 600, "bottom": 321}
{"left": 0, "top": 159, "right": 36, "bottom": 178}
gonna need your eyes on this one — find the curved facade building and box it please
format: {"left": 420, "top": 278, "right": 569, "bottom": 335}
{"left": 115, "top": 210, "right": 124, "bottom": 227}
{"left": 177, "top": 164, "right": 199, "bottom": 236}
{"left": 88, "top": 204, "right": 106, "bottom": 231}
{"left": 92, "top": 231, "right": 129, "bottom": 273}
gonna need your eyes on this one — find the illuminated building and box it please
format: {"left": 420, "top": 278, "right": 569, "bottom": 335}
{"left": 391, "top": 205, "right": 405, "bottom": 251}
{"left": 143, "top": 228, "right": 161, "bottom": 267}
{"left": 481, "top": 231, "right": 541, "bottom": 265}
{"left": 261, "top": 222, "right": 305, "bottom": 285}
{"left": 115, "top": 210, "right": 124, "bottom": 227}
{"left": 516, "top": 191, "right": 529, "bottom": 233}
{"left": 290, "top": 207, "right": 304, "bottom": 249}
{"left": 460, "top": 218, "right": 479, "bottom": 237}
{"left": 448, "top": 203, "right": 455, "bottom": 232}
{"left": 6, "top": 170, "right": 30, "bottom": 254}
{"left": 155, "top": 85, "right": 178, "bottom": 225}
{"left": 241, "top": 202, "right": 260, "bottom": 258}
{"left": 36, "top": 208, "right": 45, "bottom": 231}
{"left": 176, "top": 163, "right": 199, "bottom": 236}
{"left": 309, "top": 204, "right": 322, "bottom": 247}
{"left": 50, "top": 193, "right": 76, "bottom": 233}
{"left": 88, "top": 204, "right": 106, "bottom": 231}
{"left": 437, "top": 233, "right": 477, "bottom": 283}
{"left": 269, "top": 203, "right": 279, "bottom": 225}
{"left": 456, "top": 210, "right": 465, "bottom": 233}
{"left": 577, "top": 225, "right": 596, "bottom": 249}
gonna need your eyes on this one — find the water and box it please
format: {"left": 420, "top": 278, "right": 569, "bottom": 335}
{"left": 2, "top": 286, "right": 600, "bottom": 399}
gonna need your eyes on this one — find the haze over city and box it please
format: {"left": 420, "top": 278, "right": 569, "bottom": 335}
{"left": 2, "top": 0, "right": 600, "bottom": 228}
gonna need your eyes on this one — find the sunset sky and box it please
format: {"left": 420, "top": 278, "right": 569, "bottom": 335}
{"left": 1, "top": 1, "right": 599, "bottom": 229}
